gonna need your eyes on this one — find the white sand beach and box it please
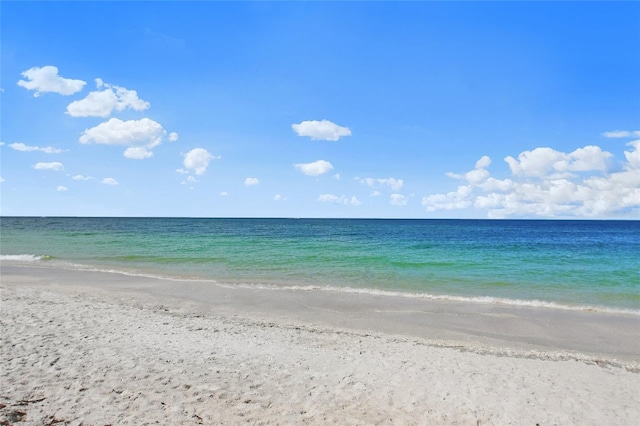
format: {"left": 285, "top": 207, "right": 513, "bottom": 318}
{"left": 1, "top": 264, "right": 639, "bottom": 425}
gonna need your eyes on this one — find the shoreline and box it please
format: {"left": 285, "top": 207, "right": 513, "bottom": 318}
{"left": 3, "top": 263, "right": 639, "bottom": 368}
{"left": 3, "top": 257, "right": 639, "bottom": 316}
{"left": 2, "top": 264, "right": 639, "bottom": 424}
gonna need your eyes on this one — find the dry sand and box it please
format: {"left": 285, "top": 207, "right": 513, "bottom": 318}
{"left": 1, "top": 264, "right": 639, "bottom": 425}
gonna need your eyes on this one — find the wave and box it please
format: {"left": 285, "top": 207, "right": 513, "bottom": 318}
{"left": 0, "top": 254, "right": 53, "bottom": 262}
{"left": 5, "top": 256, "right": 638, "bottom": 316}
{"left": 217, "top": 282, "right": 640, "bottom": 316}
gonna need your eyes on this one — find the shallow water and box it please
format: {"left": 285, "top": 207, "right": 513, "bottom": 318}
{"left": 1, "top": 217, "right": 638, "bottom": 312}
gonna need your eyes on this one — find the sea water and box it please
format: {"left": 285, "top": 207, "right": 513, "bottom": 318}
{"left": 1, "top": 217, "right": 638, "bottom": 313}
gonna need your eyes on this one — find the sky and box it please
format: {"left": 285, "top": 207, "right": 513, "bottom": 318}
{"left": 1, "top": 1, "right": 639, "bottom": 219}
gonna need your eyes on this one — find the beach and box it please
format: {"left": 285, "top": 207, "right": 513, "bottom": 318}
{"left": 1, "top": 264, "right": 639, "bottom": 425}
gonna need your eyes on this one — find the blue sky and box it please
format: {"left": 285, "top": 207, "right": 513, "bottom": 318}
{"left": 1, "top": 1, "right": 639, "bottom": 218}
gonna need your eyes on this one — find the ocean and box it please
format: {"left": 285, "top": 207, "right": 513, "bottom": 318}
{"left": 1, "top": 217, "right": 638, "bottom": 313}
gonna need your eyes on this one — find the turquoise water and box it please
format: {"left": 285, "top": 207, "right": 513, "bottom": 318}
{"left": 1, "top": 217, "right": 638, "bottom": 312}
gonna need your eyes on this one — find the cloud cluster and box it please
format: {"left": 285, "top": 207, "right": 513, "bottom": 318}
{"left": 66, "top": 79, "right": 150, "bottom": 117}
{"left": 17, "top": 65, "right": 178, "bottom": 163}
{"left": 422, "top": 135, "right": 640, "bottom": 218}
{"left": 294, "top": 160, "right": 334, "bottom": 176}
{"left": 318, "top": 194, "right": 362, "bottom": 206}
{"left": 292, "top": 120, "right": 351, "bottom": 141}
{"left": 17, "top": 66, "right": 86, "bottom": 97}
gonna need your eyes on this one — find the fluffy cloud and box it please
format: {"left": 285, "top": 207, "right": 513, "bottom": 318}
{"left": 357, "top": 177, "right": 404, "bottom": 192}
{"left": 602, "top": 130, "right": 640, "bottom": 138}
{"left": 101, "top": 177, "right": 119, "bottom": 185}
{"left": 422, "top": 185, "right": 473, "bottom": 211}
{"left": 34, "top": 162, "right": 64, "bottom": 171}
{"left": 292, "top": 120, "right": 352, "bottom": 141}
{"left": 390, "top": 193, "right": 408, "bottom": 206}
{"left": 504, "top": 146, "right": 611, "bottom": 178}
{"left": 273, "top": 194, "right": 286, "bottom": 201}
{"left": 504, "top": 148, "right": 568, "bottom": 177}
{"left": 244, "top": 177, "right": 260, "bottom": 186}
{"left": 422, "top": 140, "right": 640, "bottom": 218}
{"left": 294, "top": 160, "right": 334, "bottom": 176}
{"left": 318, "top": 194, "right": 362, "bottom": 206}
{"left": 182, "top": 148, "right": 219, "bottom": 175}
{"left": 17, "top": 66, "right": 86, "bottom": 97}
{"left": 8, "top": 142, "right": 64, "bottom": 154}
{"left": 124, "top": 147, "right": 153, "bottom": 159}
{"left": 66, "top": 79, "right": 150, "bottom": 117}
{"left": 168, "top": 132, "right": 179, "bottom": 142}
{"left": 445, "top": 156, "right": 491, "bottom": 184}
{"left": 80, "top": 118, "right": 167, "bottom": 159}
{"left": 56, "top": 186, "right": 68, "bottom": 192}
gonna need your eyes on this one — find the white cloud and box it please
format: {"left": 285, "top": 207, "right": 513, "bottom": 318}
{"left": 556, "top": 145, "right": 612, "bottom": 172}
{"left": 274, "top": 194, "right": 286, "bottom": 201}
{"left": 101, "top": 177, "right": 119, "bottom": 185}
{"left": 390, "top": 193, "right": 408, "bottom": 206}
{"left": 34, "top": 162, "right": 64, "bottom": 171}
{"left": 422, "top": 140, "right": 640, "bottom": 218}
{"left": 370, "top": 190, "right": 382, "bottom": 197}
{"left": 1, "top": 176, "right": 5, "bottom": 183}
{"left": 182, "top": 148, "right": 218, "bottom": 175}
{"left": 294, "top": 160, "right": 334, "bottom": 176}
{"left": 475, "top": 155, "right": 492, "bottom": 169}
{"left": 66, "top": 80, "right": 150, "bottom": 117}
{"left": 624, "top": 140, "right": 640, "bottom": 169}
{"left": 80, "top": 118, "right": 167, "bottom": 159}
{"left": 318, "top": 194, "right": 362, "bottom": 206}
{"left": 124, "top": 147, "right": 154, "bottom": 159}
{"left": 422, "top": 185, "right": 473, "bottom": 211}
{"left": 357, "top": 177, "right": 404, "bottom": 192}
{"left": 56, "top": 186, "right": 68, "bottom": 192}
{"left": 17, "top": 66, "right": 86, "bottom": 97}
{"left": 72, "top": 174, "right": 94, "bottom": 180}
{"left": 8, "top": 142, "right": 64, "bottom": 154}
{"left": 168, "top": 132, "right": 179, "bottom": 142}
{"left": 602, "top": 130, "right": 640, "bottom": 138}
{"left": 504, "top": 148, "right": 568, "bottom": 177}
{"left": 505, "top": 146, "right": 613, "bottom": 177}
{"left": 244, "top": 177, "right": 260, "bottom": 186}
{"left": 292, "top": 120, "right": 352, "bottom": 141}
{"left": 220, "top": 191, "right": 228, "bottom": 196}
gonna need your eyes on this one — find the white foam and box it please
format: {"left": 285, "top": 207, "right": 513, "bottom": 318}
{"left": 0, "top": 254, "right": 49, "bottom": 262}
{"left": 218, "top": 282, "right": 640, "bottom": 316}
